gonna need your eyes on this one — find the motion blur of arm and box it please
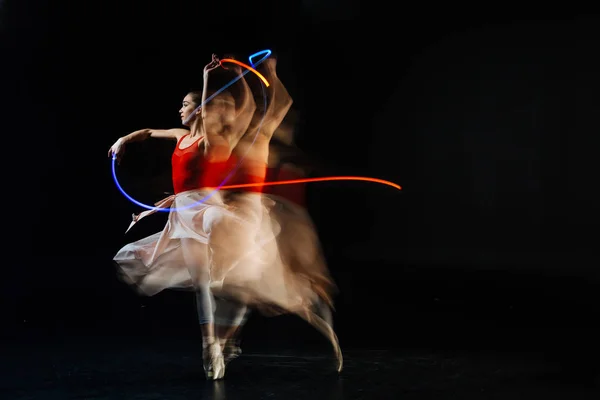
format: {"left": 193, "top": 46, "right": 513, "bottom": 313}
{"left": 254, "top": 57, "right": 293, "bottom": 140}
{"left": 201, "top": 54, "right": 256, "bottom": 162}
{"left": 229, "top": 61, "right": 259, "bottom": 144}
{"left": 107, "top": 128, "right": 189, "bottom": 164}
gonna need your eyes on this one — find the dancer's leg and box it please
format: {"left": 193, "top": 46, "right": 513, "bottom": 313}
{"left": 313, "top": 295, "right": 333, "bottom": 327}
{"left": 215, "top": 296, "right": 252, "bottom": 363}
{"left": 181, "top": 238, "right": 224, "bottom": 380}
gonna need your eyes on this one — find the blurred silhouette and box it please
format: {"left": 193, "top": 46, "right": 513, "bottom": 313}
{"left": 108, "top": 53, "right": 342, "bottom": 380}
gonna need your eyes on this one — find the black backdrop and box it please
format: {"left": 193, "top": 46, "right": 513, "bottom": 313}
{"left": 1, "top": 2, "right": 598, "bottom": 367}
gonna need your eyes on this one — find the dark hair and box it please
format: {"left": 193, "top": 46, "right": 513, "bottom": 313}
{"left": 187, "top": 90, "right": 203, "bottom": 107}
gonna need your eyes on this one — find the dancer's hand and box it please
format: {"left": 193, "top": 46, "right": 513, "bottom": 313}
{"left": 220, "top": 55, "right": 242, "bottom": 75}
{"left": 203, "top": 53, "right": 221, "bottom": 74}
{"left": 108, "top": 138, "right": 126, "bottom": 164}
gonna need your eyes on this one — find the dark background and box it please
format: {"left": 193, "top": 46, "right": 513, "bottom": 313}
{"left": 2, "top": 0, "right": 599, "bottom": 378}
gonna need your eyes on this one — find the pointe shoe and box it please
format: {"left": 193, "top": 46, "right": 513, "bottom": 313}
{"left": 222, "top": 340, "right": 242, "bottom": 365}
{"left": 203, "top": 342, "right": 225, "bottom": 380}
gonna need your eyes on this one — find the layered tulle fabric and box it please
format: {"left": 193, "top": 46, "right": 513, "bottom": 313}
{"left": 113, "top": 188, "right": 342, "bottom": 370}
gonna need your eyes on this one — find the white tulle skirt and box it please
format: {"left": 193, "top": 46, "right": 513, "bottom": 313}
{"left": 113, "top": 188, "right": 342, "bottom": 369}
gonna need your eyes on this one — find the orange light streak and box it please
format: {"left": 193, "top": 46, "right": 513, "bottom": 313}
{"left": 220, "top": 58, "right": 271, "bottom": 87}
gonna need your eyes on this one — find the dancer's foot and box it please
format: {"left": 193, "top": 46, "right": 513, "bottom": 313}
{"left": 221, "top": 339, "right": 242, "bottom": 365}
{"left": 203, "top": 340, "right": 225, "bottom": 380}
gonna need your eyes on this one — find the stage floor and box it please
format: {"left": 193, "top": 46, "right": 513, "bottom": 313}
{"left": 2, "top": 333, "right": 599, "bottom": 400}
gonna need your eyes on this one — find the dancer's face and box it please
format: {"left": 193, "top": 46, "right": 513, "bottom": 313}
{"left": 179, "top": 93, "right": 199, "bottom": 126}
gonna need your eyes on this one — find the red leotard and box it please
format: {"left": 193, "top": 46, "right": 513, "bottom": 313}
{"left": 171, "top": 135, "right": 233, "bottom": 194}
{"left": 171, "top": 134, "right": 265, "bottom": 194}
